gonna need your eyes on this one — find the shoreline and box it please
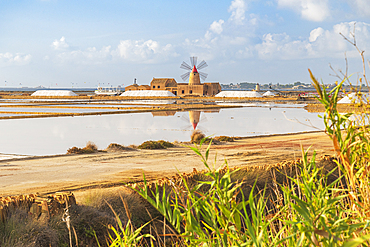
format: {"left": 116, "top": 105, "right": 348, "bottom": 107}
{"left": 0, "top": 129, "right": 326, "bottom": 161}
{"left": 0, "top": 130, "right": 333, "bottom": 197}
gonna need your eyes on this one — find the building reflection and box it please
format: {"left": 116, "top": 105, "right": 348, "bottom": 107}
{"left": 189, "top": 111, "right": 201, "bottom": 129}
{"left": 151, "top": 111, "right": 177, "bottom": 117}
{"left": 151, "top": 109, "right": 220, "bottom": 130}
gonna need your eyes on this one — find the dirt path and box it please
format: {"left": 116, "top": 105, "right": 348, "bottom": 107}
{"left": 0, "top": 131, "right": 333, "bottom": 196}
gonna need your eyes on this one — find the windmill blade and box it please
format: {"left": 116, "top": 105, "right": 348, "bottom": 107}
{"left": 197, "top": 60, "right": 208, "bottom": 70}
{"left": 199, "top": 72, "right": 208, "bottom": 81}
{"left": 180, "top": 61, "right": 192, "bottom": 70}
{"left": 181, "top": 72, "right": 190, "bottom": 81}
{"left": 180, "top": 113, "right": 189, "bottom": 122}
{"left": 190, "top": 57, "right": 197, "bottom": 67}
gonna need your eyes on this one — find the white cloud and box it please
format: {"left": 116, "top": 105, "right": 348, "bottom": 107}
{"left": 254, "top": 22, "right": 370, "bottom": 60}
{"left": 255, "top": 33, "right": 308, "bottom": 60}
{"left": 52, "top": 36, "right": 70, "bottom": 50}
{"left": 308, "top": 22, "right": 370, "bottom": 57}
{"left": 277, "top": 0, "right": 330, "bottom": 21}
{"left": 309, "top": 27, "right": 324, "bottom": 42}
{"left": 0, "top": 52, "right": 32, "bottom": 65}
{"left": 228, "top": 0, "right": 248, "bottom": 25}
{"left": 347, "top": 0, "right": 370, "bottom": 17}
{"left": 50, "top": 37, "right": 178, "bottom": 65}
{"left": 55, "top": 46, "right": 112, "bottom": 64}
{"left": 209, "top": 19, "right": 225, "bottom": 34}
{"left": 188, "top": 0, "right": 258, "bottom": 61}
{"left": 116, "top": 39, "right": 178, "bottom": 63}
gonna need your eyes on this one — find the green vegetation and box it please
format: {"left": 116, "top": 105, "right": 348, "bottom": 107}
{"left": 138, "top": 140, "right": 174, "bottom": 149}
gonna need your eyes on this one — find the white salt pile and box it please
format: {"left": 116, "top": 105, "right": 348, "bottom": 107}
{"left": 31, "top": 90, "right": 78, "bottom": 96}
{"left": 262, "top": 91, "right": 275, "bottom": 97}
{"left": 215, "top": 91, "right": 262, "bottom": 98}
{"left": 338, "top": 93, "right": 370, "bottom": 104}
{"left": 120, "top": 90, "right": 176, "bottom": 97}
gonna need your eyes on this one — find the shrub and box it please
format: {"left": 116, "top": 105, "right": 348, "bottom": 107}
{"left": 83, "top": 141, "right": 98, "bottom": 153}
{"left": 214, "top": 135, "right": 235, "bottom": 142}
{"left": 67, "top": 146, "right": 84, "bottom": 154}
{"left": 190, "top": 130, "right": 212, "bottom": 144}
{"left": 138, "top": 141, "right": 164, "bottom": 150}
{"left": 106, "top": 143, "right": 128, "bottom": 152}
{"left": 67, "top": 142, "right": 98, "bottom": 154}
{"left": 138, "top": 140, "right": 174, "bottom": 149}
{"left": 157, "top": 140, "right": 174, "bottom": 148}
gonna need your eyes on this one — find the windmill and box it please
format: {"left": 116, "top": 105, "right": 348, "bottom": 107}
{"left": 180, "top": 57, "right": 208, "bottom": 85}
{"left": 180, "top": 110, "right": 208, "bottom": 131}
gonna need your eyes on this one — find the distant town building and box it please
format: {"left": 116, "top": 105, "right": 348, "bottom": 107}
{"left": 255, "top": 83, "right": 260, "bottom": 92}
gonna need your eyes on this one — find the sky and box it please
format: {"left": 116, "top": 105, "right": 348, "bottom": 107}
{"left": 1, "top": 0, "right": 370, "bottom": 88}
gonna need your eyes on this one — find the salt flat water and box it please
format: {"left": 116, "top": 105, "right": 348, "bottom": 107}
{"left": 0, "top": 105, "right": 324, "bottom": 156}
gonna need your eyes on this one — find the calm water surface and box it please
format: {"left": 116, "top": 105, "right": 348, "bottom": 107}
{"left": 0, "top": 105, "right": 324, "bottom": 155}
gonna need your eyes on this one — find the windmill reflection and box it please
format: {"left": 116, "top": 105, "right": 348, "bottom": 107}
{"left": 151, "top": 109, "right": 219, "bottom": 130}
{"left": 189, "top": 110, "right": 201, "bottom": 129}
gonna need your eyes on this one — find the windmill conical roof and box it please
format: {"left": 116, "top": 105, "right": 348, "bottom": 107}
{"left": 192, "top": 65, "right": 198, "bottom": 73}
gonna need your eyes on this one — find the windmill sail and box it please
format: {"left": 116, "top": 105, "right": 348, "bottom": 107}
{"left": 181, "top": 72, "right": 190, "bottom": 81}
{"left": 190, "top": 57, "right": 197, "bottom": 67}
{"left": 197, "top": 60, "right": 208, "bottom": 70}
{"left": 199, "top": 72, "right": 208, "bottom": 81}
{"left": 180, "top": 61, "right": 192, "bottom": 70}
{"left": 180, "top": 56, "right": 208, "bottom": 81}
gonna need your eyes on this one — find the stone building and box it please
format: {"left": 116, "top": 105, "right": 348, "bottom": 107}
{"left": 150, "top": 66, "right": 221, "bottom": 96}
{"left": 125, "top": 66, "right": 221, "bottom": 96}
{"left": 125, "top": 84, "right": 151, "bottom": 91}
{"left": 150, "top": 78, "right": 178, "bottom": 93}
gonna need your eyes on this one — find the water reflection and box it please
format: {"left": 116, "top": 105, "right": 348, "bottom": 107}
{"left": 189, "top": 111, "right": 201, "bottom": 129}
{"left": 152, "top": 110, "right": 220, "bottom": 130}
{"left": 0, "top": 106, "right": 324, "bottom": 156}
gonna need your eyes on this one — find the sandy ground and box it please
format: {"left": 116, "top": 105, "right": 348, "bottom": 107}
{"left": 0, "top": 131, "right": 334, "bottom": 197}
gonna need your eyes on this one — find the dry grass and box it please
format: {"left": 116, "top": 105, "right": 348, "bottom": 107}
{"left": 105, "top": 143, "right": 135, "bottom": 152}
{"left": 67, "top": 141, "right": 98, "bottom": 154}
{"left": 0, "top": 155, "right": 341, "bottom": 246}
{"left": 190, "top": 130, "right": 209, "bottom": 144}
{"left": 214, "top": 135, "right": 236, "bottom": 142}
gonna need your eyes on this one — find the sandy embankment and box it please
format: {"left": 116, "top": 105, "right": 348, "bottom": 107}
{"left": 0, "top": 131, "right": 333, "bottom": 197}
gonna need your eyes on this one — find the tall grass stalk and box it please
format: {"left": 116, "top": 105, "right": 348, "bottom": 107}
{"left": 107, "top": 131, "right": 370, "bottom": 246}
{"left": 309, "top": 67, "right": 370, "bottom": 219}
{"left": 131, "top": 139, "right": 283, "bottom": 246}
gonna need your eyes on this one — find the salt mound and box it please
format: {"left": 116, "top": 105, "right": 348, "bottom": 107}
{"left": 262, "top": 91, "right": 275, "bottom": 97}
{"left": 31, "top": 90, "right": 78, "bottom": 96}
{"left": 338, "top": 93, "right": 370, "bottom": 104}
{"left": 215, "top": 91, "right": 262, "bottom": 98}
{"left": 120, "top": 90, "right": 176, "bottom": 97}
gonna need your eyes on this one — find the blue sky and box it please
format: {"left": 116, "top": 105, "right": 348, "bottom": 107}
{"left": 1, "top": 0, "right": 370, "bottom": 88}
